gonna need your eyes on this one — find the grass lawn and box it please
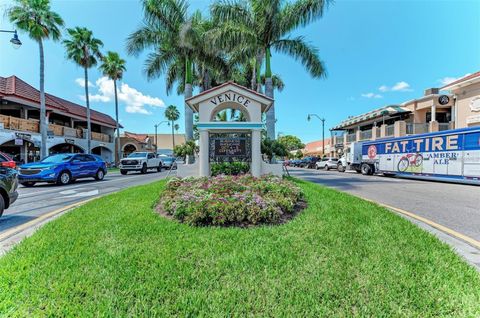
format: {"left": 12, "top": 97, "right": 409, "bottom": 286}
{"left": 0, "top": 179, "right": 479, "bottom": 316}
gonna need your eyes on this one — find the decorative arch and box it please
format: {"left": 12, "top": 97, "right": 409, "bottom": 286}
{"left": 49, "top": 143, "right": 85, "bottom": 154}
{"left": 209, "top": 102, "right": 251, "bottom": 122}
{"left": 122, "top": 143, "right": 137, "bottom": 157}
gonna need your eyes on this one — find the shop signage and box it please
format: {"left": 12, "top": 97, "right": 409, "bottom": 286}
{"left": 14, "top": 138, "right": 23, "bottom": 146}
{"left": 65, "top": 138, "right": 75, "bottom": 144}
{"left": 209, "top": 135, "right": 251, "bottom": 162}
{"left": 15, "top": 132, "right": 31, "bottom": 140}
{"left": 438, "top": 95, "right": 450, "bottom": 105}
{"left": 470, "top": 97, "right": 480, "bottom": 112}
{"left": 210, "top": 92, "right": 251, "bottom": 107}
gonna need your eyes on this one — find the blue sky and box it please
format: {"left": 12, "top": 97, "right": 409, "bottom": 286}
{"left": 1, "top": 0, "right": 479, "bottom": 143}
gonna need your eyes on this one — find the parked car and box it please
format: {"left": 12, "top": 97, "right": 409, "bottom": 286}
{"left": 0, "top": 152, "right": 16, "bottom": 169}
{"left": 119, "top": 152, "right": 163, "bottom": 175}
{"left": 18, "top": 153, "right": 107, "bottom": 187}
{"left": 315, "top": 157, "right": 338, "bottom": 170}
{"left": 161, "top": 156, "right": 177, "bottom": 170}
{"left": 300, "top": 157, "right": 319, "bottom": 168}
{"left": 0, "top": 159, "right": 18, "bottom": 217}
{"left": 290, "top": 159, "right": 302, "bottom": 167}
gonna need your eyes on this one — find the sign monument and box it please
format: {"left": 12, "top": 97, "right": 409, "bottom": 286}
{"left": 185, "top": 82, "right": 280, "bottom": 177}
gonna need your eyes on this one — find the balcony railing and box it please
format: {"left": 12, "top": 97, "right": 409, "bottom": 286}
{"left": 0, "top": 114, "right": 39, "bottom": 133}
{"left": 359, "top": 130, "right": 372, "bottom": 140}
{"left": 92, "top": 131, "right": 111, "bottom": 143}
{"left": 438, "top": 123, "right": 451, "bottom": 131}
{"left": 346, "top": 133, "right": 356, "bottom": 142}
{"left": 385, "top": 124, "right": 394, "bottom": 137}
{"left": 406, "top": 123, "right": 429, "bottom": 135}
{"left": 1, "top": 114, "right": 111, "bottom": 143}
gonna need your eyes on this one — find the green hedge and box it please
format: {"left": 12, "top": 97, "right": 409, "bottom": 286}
{"left": 210, "top": 162, "right": 250, "bottom": 176}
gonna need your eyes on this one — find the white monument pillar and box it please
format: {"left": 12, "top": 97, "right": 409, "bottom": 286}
{"left": 251, "top": 129, "right": 262, "bottom": 177}
{"left": 199, "top": 130, "right": 210, "bottom": 177}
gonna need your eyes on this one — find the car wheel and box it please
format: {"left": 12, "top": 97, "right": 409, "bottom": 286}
{"left": 325, "top": 165, "right": 330, "bottom": 171}
{"left": 157, "top": 164, "right": 162, "bottom": 172}
{"left": 316, "top": 165, "right": 319, "bottom": 170}
{"left": 57, "top": 171, "right": 71, "bottom": 185}
{"left": 141, "top": 163, "right": 147, "bottom": 174}
{"left": 337, "top": 164, "right": 345, "bottom": 172}
{"left": 21, "top": 182, "right": 36, "bottom": 187}
{"left": 95, "top": 169, "right": 105, "bottom": 181}
{"left": 0, "top": 194, "right": 5, "bottom": 218}
{"left": 120, "top": 170, "right": 128, "bottom": 175}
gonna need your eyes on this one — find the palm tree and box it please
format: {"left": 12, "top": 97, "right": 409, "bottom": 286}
{"left": 211, "top": 0, "right": 329, "bottom": 139}
{"left": 126, "top": 1, "right": 227, "bottom": 142}
{"left": 63, "top": 27, "right": 103, "bottom": 154}
{"left": 164, "top": 105, "right": 180, "bottom": 149}
{"left": 9, "top": 0, "right": 64, "bottom": 159}
{"left": 99, "top": 51, "right": 126, "bottom": 165}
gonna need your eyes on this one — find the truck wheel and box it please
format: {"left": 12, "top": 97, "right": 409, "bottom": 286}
{"left": 141, "top": 163, "right": 147, "bottom": 174}
{"left": 120, "top": 170, "right": 128, "bottom": 175}
{"left": 157, "top": 164, "right": 162, "bottom": 172}
{"left": 361, "top": 164, "right": 372, "bottom": 175}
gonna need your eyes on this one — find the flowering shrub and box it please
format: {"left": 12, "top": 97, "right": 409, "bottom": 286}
{"left": 159, "top": 175, "right": 304, "bottom": 226}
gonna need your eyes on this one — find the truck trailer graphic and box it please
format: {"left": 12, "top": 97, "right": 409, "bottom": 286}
{"left": 345, "top": 126, "right": 480, "bottom": 184}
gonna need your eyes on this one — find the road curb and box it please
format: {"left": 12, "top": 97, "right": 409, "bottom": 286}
{"left": 359, "top": 196, "right": 480, "bottom": 250}
{"left": 0, "top": 197, "right": 95, "bottom": 243}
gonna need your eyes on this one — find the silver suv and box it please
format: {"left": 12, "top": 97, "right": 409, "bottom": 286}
{"left": 315, "top": 157, "right": 338, "bottom": 170}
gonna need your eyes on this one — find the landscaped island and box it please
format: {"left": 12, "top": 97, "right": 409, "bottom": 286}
{"left": 159, "top": 175, "right": 304, "bottom": 226}
{"left": 0, "top": 179, "right": 479, "bottom": 316}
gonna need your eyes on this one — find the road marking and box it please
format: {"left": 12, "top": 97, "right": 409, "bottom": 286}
{"left": 62, "top": 189, "right": 99, "bottom": 198}
{"left": 0, "top": 198, "right": 95, "bottom": 242}
{"left": 359, "top": 196, "right": 480, "bottom": 249}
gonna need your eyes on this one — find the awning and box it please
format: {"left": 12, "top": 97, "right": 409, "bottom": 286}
{"left": 332, "top": 105, "right": 410, "bottom": 130}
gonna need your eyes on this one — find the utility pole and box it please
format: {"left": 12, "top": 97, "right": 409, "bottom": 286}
{"left": 154, "top": 121, "right": 168, "bottom": 154}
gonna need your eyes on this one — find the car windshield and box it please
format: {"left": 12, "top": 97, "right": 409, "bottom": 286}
{"left": 127, "top": 153, "right": 147, "bottom": 158}
{"left": 41, "top": 154, "right": 74, "bottom": 163}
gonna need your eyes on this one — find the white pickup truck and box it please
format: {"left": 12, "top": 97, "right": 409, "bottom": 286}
{"left": 119, "top": 152, "right": 163, "bottom": 175}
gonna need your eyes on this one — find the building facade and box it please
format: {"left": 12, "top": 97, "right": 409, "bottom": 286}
{"left": 118, "top": 132, "right": 186, "bottom": 160}
{"left": 0, "top": 76, "right": 118, "bottom": 163}
{"left": 329, "top": 71, "right": 480, "bottom": 154}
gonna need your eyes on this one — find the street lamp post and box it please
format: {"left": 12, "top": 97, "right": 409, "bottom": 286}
{"left": 1, "top": 30, "right": 22, "bottom": 49}
{"left": 307, "top": 114, "right": 326, "bottom": 156}
{"left": 154, "top": 121, "right": 169, "bottom": 154}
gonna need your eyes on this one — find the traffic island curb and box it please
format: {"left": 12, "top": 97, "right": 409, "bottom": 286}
{"left": 0, "top": 198, "right": 96, "bottom": 256}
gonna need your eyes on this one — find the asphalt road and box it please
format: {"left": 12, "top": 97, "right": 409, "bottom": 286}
{"left": 289, "top": 167, "right": 480, "bottom": 242}
{"left": 0, "top": 169, "right": 172, "bottom": 236}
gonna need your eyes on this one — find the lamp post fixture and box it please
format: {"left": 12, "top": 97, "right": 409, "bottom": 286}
{"left": 154, "top": 121, "right": 169, "bottom": 154}
{"left": 307, "top": 114, "right": 326, "bottom": 156}
{"left": 1, "top": 30, "right": 22, "bottom": 49}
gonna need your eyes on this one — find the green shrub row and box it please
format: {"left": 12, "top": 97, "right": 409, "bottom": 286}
{"left": 210, "top": 162, "right": 250, "bottom": 176}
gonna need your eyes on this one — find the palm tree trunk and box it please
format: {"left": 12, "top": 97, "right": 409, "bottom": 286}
{"left": 184, "top": 58, "right": 193, "bottom": 141}
{"left": 265, "top": 47, "right": 275, "bottom": 140}
{"left": 256, "top": 51, "right": 264, "bottom": 93}
{"left": 84, "top": 65, "right": 91, "bottom": 154}
{"left": 171, "top": 120, "right": 175, "bottom": 149}
{"left": 114, "top": 79, "right": 120, "bottom": 164}
{"left": 251, "top": 59, "right": 257, "bottom": 91}
{"left": 39, "top": 39, "right": 47, "bottom": 159}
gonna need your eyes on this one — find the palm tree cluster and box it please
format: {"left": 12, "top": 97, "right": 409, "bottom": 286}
{"left": 8, "top": 0, "right": 126, "bottom": 161}
{"left": 127, "top": 0, "right": 330, "bottom": 141}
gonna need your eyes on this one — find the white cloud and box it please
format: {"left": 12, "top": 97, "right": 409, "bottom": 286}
{"left": 438, "top": 73, "right": 471, "bottom": 87}
{"left": 378, "top": 81, "right": 412, "bottom": 92}
{"left": 361, "top": 92, "right": 382, "bottom": 99}
{"left": 75, "top": 78, "right": 93, "bottom": 88}
{"left": 78, "top": 76, "right": 165, "bottom": 115}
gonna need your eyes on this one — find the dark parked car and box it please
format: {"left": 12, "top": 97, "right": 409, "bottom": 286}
{"left": 300, "top": 157, "right": 319, "bottom": 168}
{"left": 18, "top": 153, "right": 107, "bottom": 187}
{"left": 0, "top": 164, "right": 18, "bottom": 218}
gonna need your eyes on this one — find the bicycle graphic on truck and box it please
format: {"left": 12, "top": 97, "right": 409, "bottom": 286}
{"left": 397, "top": 151, "right": 423, "bottom": 172}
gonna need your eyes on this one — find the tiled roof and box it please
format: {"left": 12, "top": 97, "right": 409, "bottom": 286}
{"left": 123, "top": 132, "right": 152, "bottom": 144}
{"left": 0, "top": 75, "right": 119, "bottom": 127}
{"left": 441, "top": 71, "right": 480, "bottom": 90}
